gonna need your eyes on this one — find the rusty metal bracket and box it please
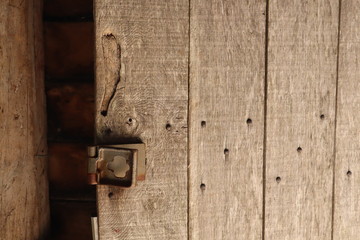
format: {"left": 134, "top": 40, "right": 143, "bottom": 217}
{"left": 87, "top": 143, "right": 145, "bottom": 188}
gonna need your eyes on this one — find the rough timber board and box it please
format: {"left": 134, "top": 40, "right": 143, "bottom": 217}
{"left": 265, "top": 1, "right": 339, "bottom": 239}
{"left": 94, "top": 0, "right": 189, "bottom": 239}
{"left": 188, "top": 0, "right": 266, "bottom": 239}
{"left": 333, "top": 0, "right": 360, "bottom": 238}
{"left": 0, "top": 0, "right": 49, "bottom": 239}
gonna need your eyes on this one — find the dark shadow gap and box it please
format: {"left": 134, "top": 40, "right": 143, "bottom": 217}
{"left": 43, "top": 0, "right": 96, "bottom": 239}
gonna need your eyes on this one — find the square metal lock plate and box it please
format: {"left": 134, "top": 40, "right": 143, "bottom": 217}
{"left": 88, "top": 143, "right": 145, "bottom": 188}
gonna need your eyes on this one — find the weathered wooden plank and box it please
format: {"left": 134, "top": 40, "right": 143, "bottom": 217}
{"left": 333, "top": 0, "right": 360, "bottom": 238}
{"left": 0, "top": 0, "right": 50, "bottom": 239}
{"left": 265, "top": 1, "right": 339, "bottom": 239}
{"left": 94, "top": 0, "right": 189, "bottom": 239}
{"left": 188, "top": 1, "right": 266, "bottom": 239}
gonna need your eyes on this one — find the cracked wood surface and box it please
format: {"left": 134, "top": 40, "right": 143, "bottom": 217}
{"left": 0, "top": 0, "right": 49, "bottom": 239}
{"left": 99, "top": 33, "right": 121, "bottom": 116}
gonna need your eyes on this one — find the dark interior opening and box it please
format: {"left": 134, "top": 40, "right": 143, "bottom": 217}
{"left": 43, "top": 1, "right": 96, "bottom": 239}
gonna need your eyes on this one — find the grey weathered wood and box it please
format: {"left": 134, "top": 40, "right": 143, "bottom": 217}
{"left": 94, "top": 0, "right": 189, "bottom": 239}
{"left": 0, "top": 0, "right": 49, "bottom": 239}
{"left": 188, "top": 0, "right": 266, "bottom": 239}
{"left": 265, "top": 1, "right": 339, "bottom": 239}
{"left": 333, "top": 0, "right": 360, "bottom": 238}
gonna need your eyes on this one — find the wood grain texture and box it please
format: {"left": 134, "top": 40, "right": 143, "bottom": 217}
{"left": 265, "top": 1, "right": 339, "bottom": 239}
{"left": 188, "top": 0, "right": 266, "bottom": 239}
{"left": 333, "top": 0, "right": 360, "bottom": 238}
{"left": 94, "top": 0, "right": 189, "bottom": 239}
{"left": 0, "top": 0, "right": 50, "bottom": 239}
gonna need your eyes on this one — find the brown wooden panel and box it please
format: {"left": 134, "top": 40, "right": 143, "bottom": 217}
{"left": 0, "top": 0, "right": 49, "bottom": 239}
{"left": 188, "top": 0, "right": 266, "bottom": 239}
{"left": 94, "top": 0, "right": 189, "bottom": 239}
{"left": 333, "top": 0, "right": 360, "bottom": 238}
{"left": 44, "top": 22, "right": 94, "bottom": 79}
{"left": 265, "top": 1, "right": 339, "bottom": 239}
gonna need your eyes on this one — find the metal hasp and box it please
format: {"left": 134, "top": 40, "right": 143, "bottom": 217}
{"left": 87, "top": 143, "right": 146, "bottom": 188}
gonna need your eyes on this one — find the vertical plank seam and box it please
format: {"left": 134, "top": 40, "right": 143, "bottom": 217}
{"left": 93, "top": 1, "right": 101, "bottom": 237}
{"left": 187, "top": 0, "right": 191, "bottom": 239}
{"left": 262, "top": 0, "right": 270, "bottom": 239}
{"left": 331, "top": 0, "right": 342, "bottom": 239}
{"left": 26, "top": 2, "right": 32, "bottom": 237}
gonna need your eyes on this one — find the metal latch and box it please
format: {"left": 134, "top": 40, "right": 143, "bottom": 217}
{"left": 87, "top": 143, "right": 145, "bottom": 188}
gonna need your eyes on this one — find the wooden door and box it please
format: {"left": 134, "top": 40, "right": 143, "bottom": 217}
{"left": 93, "top": 0, "right": 360, "bottom": 239}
